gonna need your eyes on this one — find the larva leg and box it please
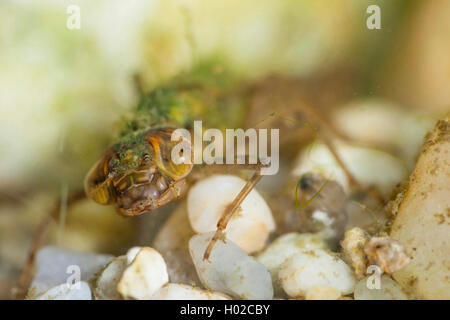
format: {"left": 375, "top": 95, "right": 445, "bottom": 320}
{"left": 203, "top": 165, "right": 263, "bottom": 261}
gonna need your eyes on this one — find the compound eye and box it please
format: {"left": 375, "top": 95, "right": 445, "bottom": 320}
{"left": 84, "top": 149, "right": 117, "bottom": 205}
{"left": 147, "top": 130, "right": 193, "bottom": 180}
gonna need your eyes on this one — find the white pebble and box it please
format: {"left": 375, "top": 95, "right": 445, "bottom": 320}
{"left": 29, "top": 246, "right": 112, "bottom": 298}
{"left": 126, "top": 246, "right": 143, "bottom": 265}
{"left": 94, "top": 256, "right": 128, "bottom": 300}
{"left": 151, "top": 283, "right": 230, "bottom": 300}
{"left": 332, "top": 99, "right": 435, "bottom": 168}
{"left": 35, "top": 281, "right": 92, "bottom": 300}
{"left": 189, "top": 232, "right": 273, "bottom": 300}
{"left": 117, "top": 247, "right": 169, "bottom": 300}
{"left": 279, "top": 249, "right": 355, "bottom": 298}
{"left": 305, "top": 285, "right": 341, "bottom": 300}
{"left": 256, "top": 233, "right": 326, "bottom": 294}
{"left": 354, "top": 275, "right": 408, "bottom": 300}
{"left": 390, "top": 117, "right": 449, "bottom": 299}
{"left": 187, "top": 175, "right": 275, "bottom": 254}
{"left": 292, "top": 142, "right": 407, "bottom": 197}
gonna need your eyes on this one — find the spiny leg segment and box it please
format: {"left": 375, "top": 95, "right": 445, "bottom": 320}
{"left": 203, "top": 164, "right": 264, "bottom": 261}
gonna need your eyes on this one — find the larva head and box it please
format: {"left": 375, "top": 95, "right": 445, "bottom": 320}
{"left": 84, "top": 128, "right": 193, "bottom": 216}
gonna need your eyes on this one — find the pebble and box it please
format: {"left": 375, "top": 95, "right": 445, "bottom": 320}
{"left": 94, "top": 256, "right": 128, "bottom": 300}
{"left": 117, "top": 247, "right": 169, "bottom": 300}
{"left": 28, "top": 246, "right": 113, "bottom": 298}
{"left": 279, "top": 248, "right": 355, "bottom": 298}
{"left": 354, "top": 275, "right": 408, "bottom": 300}
{"left": 292, "top": 142, "right": 408, "bottom": 197}
{"left": 256, "top": 233, "right": 326, "bottom": 295}
{"left": 332, "top": 99, "right": 435, "bottom": 168}
{"left": 389, "top": 116, "right": 449, "bottom": 299}
{"left": 189, "top": 232, "right": 273, "bottom": 300}
{"left": 126, "top": 247, "right": 143, "bottom": 264}
{"left": 187, "top": 175, "right": 275, "bottom": 254}
{"left": 305, "top": 285, "right": 341, "bottom": 300}
{"left": 151, "top": 283, "right": 230, "bottom": 300}
{"left": 34, "top": 281, "right": 92, "bottom": 300}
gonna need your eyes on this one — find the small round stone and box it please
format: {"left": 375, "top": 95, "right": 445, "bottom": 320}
{"left": 94, "top": 256, "right": 128, "bottom": 300}
{"left": 187, "top": 175, "right": 275, "bottom": 253}
{"left": 35, "top": 281, "right": 92, "bottom": 300}
{"left": 279, "top": 248, "right": 355, "bottom": 298}
{"left": 305, "top": 285, "right": 341, "bottom": 300}
{"left": 189, "top": 232, "right": 273, "bottom": 300}
{"left": 126, "top": 246, "right": 143, "bottom": 264}
{"left": 117, "top": 247, "right": 169, "bottom": 300}
{"left": 354, "top": 275, "right": 408, "bottom": 300}
{"left": 292, "top": 142, "right": 408, "bottom": 197}
{"left": 151, "top": 283, "right": 230, "bottom": 300}
{"left": 256, "top": 233, "right": 327, "bottom": 295}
